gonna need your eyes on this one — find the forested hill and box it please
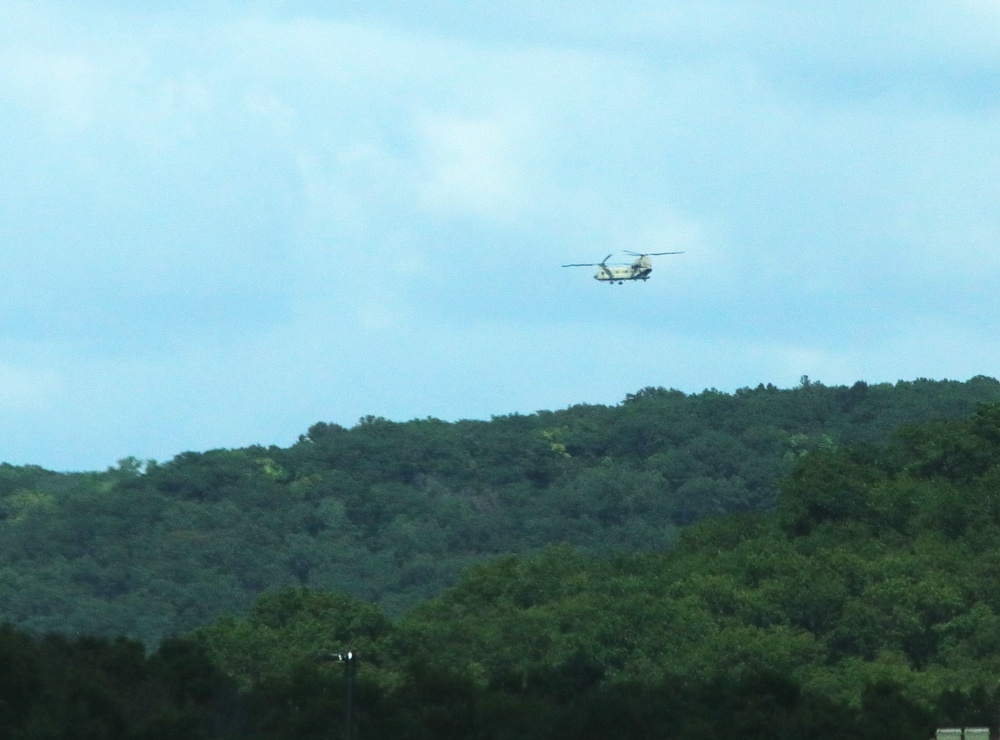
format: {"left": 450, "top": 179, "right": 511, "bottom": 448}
{"left": 9, "top": 398, "right": 1000, "bottom": 738}
{"left": 2, "top": 376, "right": 1000, "bottom": 645}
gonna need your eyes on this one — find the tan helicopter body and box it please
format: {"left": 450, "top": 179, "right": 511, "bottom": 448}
{"left": 562, "top": 251, "right": 683, "bottom": 284}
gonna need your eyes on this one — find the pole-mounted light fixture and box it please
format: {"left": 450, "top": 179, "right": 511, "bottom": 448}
{"left": 316, "top": 651, "right": 358, "bottom": 740}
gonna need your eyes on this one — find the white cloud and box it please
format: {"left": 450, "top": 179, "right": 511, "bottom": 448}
{"left": 414, "top": 112, "right": 540, "bottom": 220}
{"left": 0, "top": 50, "right": 100, "bottom": 133}
{"left": 0, "top": 363, "right": 61, "bottom": 412}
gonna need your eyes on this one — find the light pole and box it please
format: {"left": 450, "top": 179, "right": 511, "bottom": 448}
{"left": 316, "top": 651, "right": 358, "bottom": 740}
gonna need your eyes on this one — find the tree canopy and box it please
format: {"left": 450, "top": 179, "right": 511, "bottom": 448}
{"left": 6, "top": 387, "right": 1000, "bottom": 737}
{"left": 1, "top": 376, "right": 999, "bottom": 645}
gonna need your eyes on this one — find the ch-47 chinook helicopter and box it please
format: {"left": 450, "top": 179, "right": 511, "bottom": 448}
{"left": 562, "top": 251, "right": 684, "bottom": 284}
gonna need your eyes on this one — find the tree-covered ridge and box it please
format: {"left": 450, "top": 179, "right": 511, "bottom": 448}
{"left": 189, "top": 404, "right": 1000, "bottom": 738}
{"left": 1, "top": 376, "right": 999, "bottom": 645}
{"left": 7, "top": 402, "right": 1000, "bottom": 738}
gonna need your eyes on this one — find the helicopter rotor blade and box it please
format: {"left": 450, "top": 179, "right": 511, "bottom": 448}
{"left": 563, "top": 253, "right": 615, "bottom": 268}
{"left": 624, "top": 250, "right": 684, "bottom": 257}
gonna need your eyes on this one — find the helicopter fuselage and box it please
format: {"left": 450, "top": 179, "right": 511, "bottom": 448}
{"left": 593, "top": 255, "right": 653, "bottom": 282}
{"left": 563, "top": 251, "right": 680, "bottom": 284}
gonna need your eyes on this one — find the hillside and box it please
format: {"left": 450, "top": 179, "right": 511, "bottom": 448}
{"left": 190, "top": 401, "right": 1000, "bottom": 738}
{"left": 7, "top": 399, "right": 1000, "bottom": 738}
{"left": 1, "top": 375, "right": 999, "bottom": 645}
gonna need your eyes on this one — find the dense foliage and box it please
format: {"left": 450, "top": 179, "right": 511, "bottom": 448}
{"left": 8, "top": 399, "right": 1000, "bottom": 737}
{"left": 196, "top": 402, "right": 1000, "bottom": 737}
{"left": 0, "top": 626, "right": 235, "bottom": 740}
{"left": 1, "top": 376, "right": 999, "bottom": 645}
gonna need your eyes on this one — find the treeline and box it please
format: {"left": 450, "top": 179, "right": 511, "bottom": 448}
{"left": 0, "top": 620, "right": 955, "bottom": 740}
{"left": 1, "top": 376, "right": 999, "bottom": 644}
{"left": 8, "top": 402, "right": 1000, "bottom": 737}
{"left": 0, "top": 627, "right": 233, "bottom": 740}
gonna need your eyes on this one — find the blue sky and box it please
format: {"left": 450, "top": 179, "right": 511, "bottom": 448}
{"left": 2, "top": 1, "right": 999, "bottom": 471}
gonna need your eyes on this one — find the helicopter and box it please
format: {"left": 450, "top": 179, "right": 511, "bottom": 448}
{"left": 562, "top": 251, "right": 684, "bottom": 284}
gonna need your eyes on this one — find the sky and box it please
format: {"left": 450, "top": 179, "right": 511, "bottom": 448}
{"left": 2, "top": 1, "right": 999, "bottom": 471}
